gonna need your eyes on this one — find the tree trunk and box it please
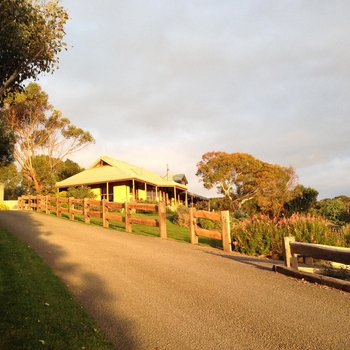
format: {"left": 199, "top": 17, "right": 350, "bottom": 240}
{"left": 0, "top": 70, "right": 19, "bottom": 98}
{"left": 32, "top": 175, "right": 41, "bottom": 194}
{"left": 24, "top": 164, "right": 41, "bottom": 194}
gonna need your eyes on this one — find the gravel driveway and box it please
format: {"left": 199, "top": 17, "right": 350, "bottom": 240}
{"left": 0, "top": 211, "right": 349, "bottom": 349}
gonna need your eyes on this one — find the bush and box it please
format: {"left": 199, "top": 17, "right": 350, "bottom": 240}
{"left": 172, "top": 206, "right": 190, "bottom": 227}
{"left": 197, "top": 218, "right": 221, "bottom": 230}
{"left": 231, "top": 214, "right": 350, "bottom": 258}
{"left": 66, "top": 186, "right": 96, "bottom": 199}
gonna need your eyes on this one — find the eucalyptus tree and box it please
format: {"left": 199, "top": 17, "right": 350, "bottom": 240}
{"left": 196, "top": 151, "right": 297, "bottom": 216}
{"left": 0, "top": 0, "right": 68, "bottom": 100}
{"left": 3, "top": 83, "right": 94, "bottom": 193}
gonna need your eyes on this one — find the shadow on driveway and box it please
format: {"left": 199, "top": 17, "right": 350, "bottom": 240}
{"left": 0, "top": 211, "right": 136, "bottom": 349}
{"left": 205, "top": 250, "right": 283, "bottom": 272}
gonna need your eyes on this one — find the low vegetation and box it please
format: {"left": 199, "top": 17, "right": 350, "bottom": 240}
{"left": 0, "top": 228, "right": 113, "bottom": 350}
{"left": 231, "top": 214, "right": 350, "bottom": 258}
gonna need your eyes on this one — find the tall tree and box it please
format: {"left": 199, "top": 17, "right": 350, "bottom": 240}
{"left": 3, "top": 83, "right": 94, "bottom": 193}
{"left": 196, "top": 151, "right": 297, "bottom": 216}
{"left": 56, "top": 158, "right": 83, "bottom": 182}
{"left": 19, "top": 155, "right": 83, "bottom": 194}
{"left": 0, "top": 0, "right": 68, "bottom": 100}
{"left": 0, "top": 163, "right": 22, "bottom": 199}
{"left": 196, "top": 152, "right": 261, "bottom": 204}
{"left": 256, "top": 162, "right": 297, "bottom": 216}
{"left": 284, "top": 185, "right": 319, "bottom": 215}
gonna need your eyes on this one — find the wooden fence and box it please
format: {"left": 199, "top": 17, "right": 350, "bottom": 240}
{"left": 274, "top": 236, "right": 350, "bottom": 292}
{"left": 18, "top": 195, "right": 167, "bottom": 239}
{"left": 283, "top": 236, "right": 350, "bottom": 269}
{"left": 189, "top": 208, "right": 231, "bottom": 252}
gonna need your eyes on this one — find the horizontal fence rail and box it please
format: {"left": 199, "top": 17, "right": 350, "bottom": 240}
{"left": 18, "top": 195, "right": 167, "bottom": 239}
{"left": 189, "top": 208, "right": 231, "bottom": 252}
{"left": 283, "top": 236, "right": 350, "bottom": 268}
{"left": 275, "top": 236, "right": 350, "bottom": 292}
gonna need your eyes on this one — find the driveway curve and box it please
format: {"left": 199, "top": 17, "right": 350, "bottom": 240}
{"left": 0, "top": 211, "right": 349, "bottom": 349}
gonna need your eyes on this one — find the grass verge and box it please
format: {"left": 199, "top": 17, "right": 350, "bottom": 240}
{"left": 59, "top": 211, "right": 222, "bottom": 249}
{"left": 0, "top": 228, "right": 113, "bottom": 350}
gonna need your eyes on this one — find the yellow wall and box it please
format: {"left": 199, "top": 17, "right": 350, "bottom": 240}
{"left": 113, "top": 185, "right": 130, "bottom": 202}
{"left": 2, "top": 200, "right": 18, "bottom": 210}
{"left": 137, "top": 188, "right": 147, "bottom": 201}
{"left": 91, "top": 188, "right": 101, "bottom": 200}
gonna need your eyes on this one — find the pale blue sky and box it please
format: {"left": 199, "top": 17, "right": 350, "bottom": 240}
{"left": 39, "top": 0, "right": 350, "bottom": 198}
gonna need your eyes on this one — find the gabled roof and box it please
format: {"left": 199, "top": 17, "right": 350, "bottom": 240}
{"left": 56, "top": 156, "right": 187, "bottom": 189}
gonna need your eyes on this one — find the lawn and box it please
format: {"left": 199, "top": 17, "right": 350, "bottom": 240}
{"left": 59, "top": 211, "right": 222, "bottom": 249}
{"left": 0, "top": 228, "right": 114, "bottom": 350}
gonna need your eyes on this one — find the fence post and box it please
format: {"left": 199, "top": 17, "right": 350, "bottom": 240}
{"left": 189, "top": 207, "right": 198, "bottom": 245}
{"left": 32, "top": 195, "right": 37, "bottom": 211}
{"left": 125, "top": 202, "right": 132, "bottom": 233}
{"left": 56, "top": 197, "right": 61, "bottom": 217}
{"left": 45, "top": 195, "right": 50, "bottom": 214}
{"left": 283, "top": 236, "right": 296, "bottom": 268}
{"left": 102, "top": 199, "right": 108, "bottom": 228}
{"left": 158, "top": 202, "right": 167, "bottom": 239}
{"left": 83, "top": 198, "right": 90, "bottom": 224}
{"left": 37, "top": 196, "right": 41, "bottom": 212}
{"left": 221, "top": 210, "right": 232, "bottom": 252}
{"left": 69, "top": 197, "right": 74, "bottom": 221}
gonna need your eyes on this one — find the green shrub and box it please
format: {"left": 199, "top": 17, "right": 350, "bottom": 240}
{"left": 197, "top": 218, "right": 221, "bottom": 230}
{"left": 231, "top": 213, "right": 350, "bottom": 258}
{"left": 66, "top": 186, "right": 96, "bottom": 199}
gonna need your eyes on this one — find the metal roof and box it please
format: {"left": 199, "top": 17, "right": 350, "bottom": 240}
{"left": 56, "top": 156, "right": 187, "bottom": 189}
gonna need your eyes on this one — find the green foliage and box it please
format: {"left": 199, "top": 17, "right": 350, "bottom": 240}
{"left": 57, "top": 159, "right": 83, "bottom": 181}
{"left": 0, "top": 0, "right": 69, "bottom": 100}
{"left": 18, "top": 155, "right": 83, "bottom": 195}
{"left": 232, "top": 210, "right": 249, "bottom": 220}
{"left": 312, "top": 198, "right": 350, "bottom": 226}
{"left": 285, "top": 185, "right": 319, "bottom": 215}
{"left": 197, "top": 218, "right": 221, "bottom": 230}
{"left": 0, "top": 118, "right": 15, "bottom": 166}
{"left": 196, "top": 151, "right": 297, "bottom": 216}
{"left": 66, "top": 186, "right": 96, "bottom": 199}
{"left": 0, "top": 163, "right": 22, "bottom": 199}
{"left": 208, "top": 197, "right": 232, "bottom": 211}
{"left": 3, "top": 83, "right": 93, "bottom": 193}
{"left": 194, "top": 200, "right": 210, "bottom": 210}
{"left": 231, "top": 214, "right": 349, "bottom": 257}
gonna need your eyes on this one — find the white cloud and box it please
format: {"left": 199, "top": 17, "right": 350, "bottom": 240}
{"left": 39, "top": 0, "right": 350, "bottom": 198}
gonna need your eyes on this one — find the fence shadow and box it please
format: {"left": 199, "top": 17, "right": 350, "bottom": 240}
{"left": 205, "top": 251, "right": 283, "bottom": 272}
{"left": 0, "top": 211, "right": 136, "bottom": 349}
